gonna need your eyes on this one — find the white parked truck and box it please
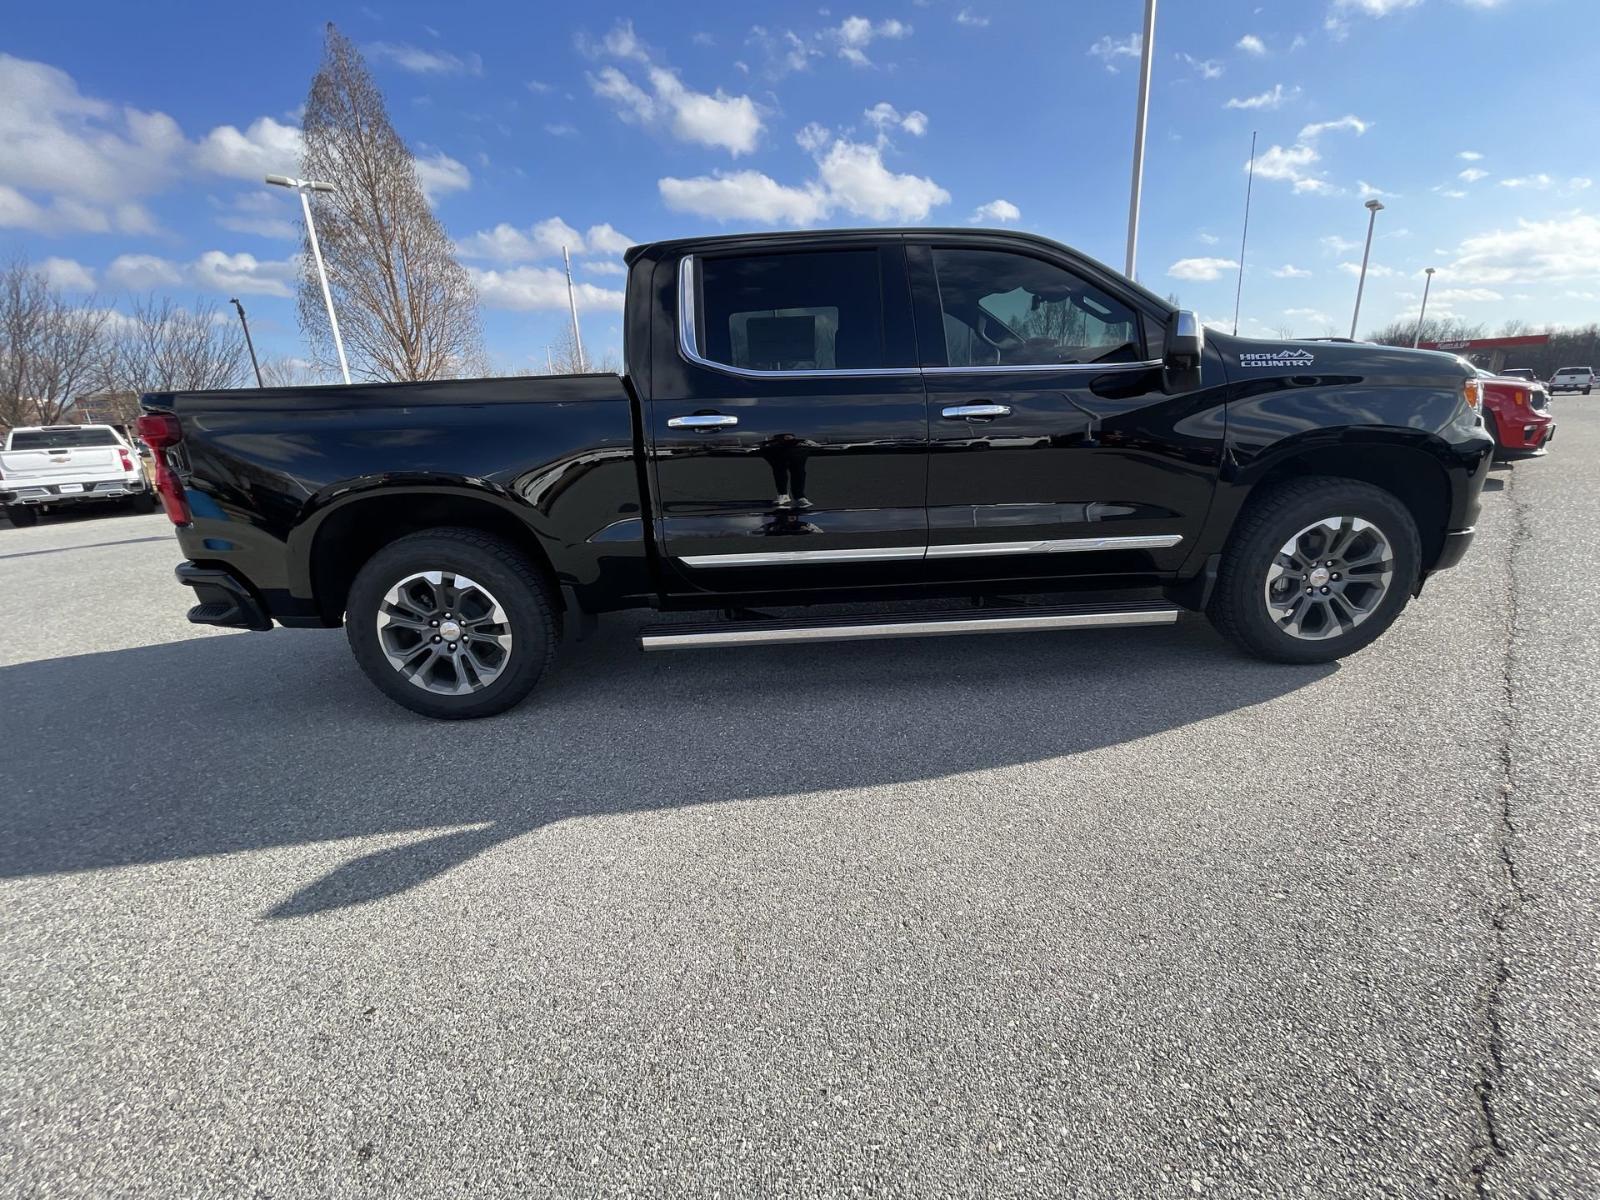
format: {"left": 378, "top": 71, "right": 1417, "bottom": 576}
{"left": 0, "top": 424, "right": 154, "bottom": 527}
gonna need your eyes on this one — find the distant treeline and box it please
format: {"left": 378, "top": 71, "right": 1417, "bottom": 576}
{"left": 1368, "top": 317, "right": 1600, "bottom": 378}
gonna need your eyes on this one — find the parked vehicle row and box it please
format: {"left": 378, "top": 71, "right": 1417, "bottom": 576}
{"left": 139, "top": 228, "right": 1494, "bottom": 718}
{"left": 0, "top": 424, "right": 154, "bottom": 527}
{"left": 1549, "top": 366, "right": 1596, "bottom": 394}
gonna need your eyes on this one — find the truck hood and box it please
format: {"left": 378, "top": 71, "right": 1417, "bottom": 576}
{"left": 1207, "top": 332, "right": 1474, "bottom": 386}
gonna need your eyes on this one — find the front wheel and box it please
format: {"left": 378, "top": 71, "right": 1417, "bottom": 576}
{"left": 345, "top": 528, "right": 559, "bottom": 719}
{"left": 1208, "top": 478, "right": 1421, "bottom": 664}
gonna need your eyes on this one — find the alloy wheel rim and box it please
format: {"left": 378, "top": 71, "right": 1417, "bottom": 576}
{"left": 375, "top": 570, "right": 513, "bottom": 694}
{"left": 1263, "top": 516, "right": 1395, "bottom": 641}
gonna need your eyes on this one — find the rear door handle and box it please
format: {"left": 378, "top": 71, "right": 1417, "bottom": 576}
{"left": 667, "top": 413, "right": 739, "bottom": 430}
{"left": 942, "top": 403, "right": 1012, "bottom": 420}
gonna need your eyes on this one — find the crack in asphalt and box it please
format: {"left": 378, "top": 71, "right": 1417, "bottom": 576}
{"left": 1470, "top": 465, "right": 1534, "bottom": 1198}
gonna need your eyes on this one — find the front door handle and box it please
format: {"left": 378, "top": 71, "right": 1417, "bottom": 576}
{"left": 942, "top": 403, "right": 1012, "bottom": 420}
{"left": 668, "top": 413, "right": 739, "bottom": 430}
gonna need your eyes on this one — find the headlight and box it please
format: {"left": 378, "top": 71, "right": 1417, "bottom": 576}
{"left": 1462, "top": 378, "right": 1482, "bottom": 409}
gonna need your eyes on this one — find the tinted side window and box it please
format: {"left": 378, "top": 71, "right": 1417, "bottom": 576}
{"left": 932, "top": 248, "right": 1141, "bottom": 367}
{"left": 9, "top": 427, "right": 121, "bottom": 449}
{"left": 695, "top": 250, "right": 886, "bottom": 371}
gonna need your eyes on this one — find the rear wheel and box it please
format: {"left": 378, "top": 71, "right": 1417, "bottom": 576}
{"left": 1208, "top": 477, "right": 1420, "bottom": 664}
{"left": 345, "top": 528, "right": 558, "bottom": 719}
{"left": 4, "top": 505, "right": 39, "bottom": 528}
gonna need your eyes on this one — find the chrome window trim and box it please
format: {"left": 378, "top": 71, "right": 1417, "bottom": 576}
{"left": 679, "top": 533, "right": 1183, "bottom": 568}
{"left": 922, "top": 360, "right": 1162, "bottom": 376}
{"left": 676, "top": 254, "right": 921, "bottom": 381}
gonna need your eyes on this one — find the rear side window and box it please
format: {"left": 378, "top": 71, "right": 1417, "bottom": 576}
{"left": 692, "top": 250, "right": 886, "bottom": 372}
{"left": 931, "top": 248, "right": 1141, "bottom": 367}
{"left": 8, "top": 427, "right": 121, "bottom": 450}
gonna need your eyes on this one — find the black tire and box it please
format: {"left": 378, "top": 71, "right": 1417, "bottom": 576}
{"left": 129, "top": 490, "right": 158, "bottom": 514}
{"left": 4, "top": 505, "right": 39, "bottom": 528}
{"left": 1208, "top": 477, "right": 1421, "bottom": 665}
{"left": 344, "top": 527, "right": 559, "bottom": 719}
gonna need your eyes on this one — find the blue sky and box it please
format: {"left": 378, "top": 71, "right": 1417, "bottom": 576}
{"left": 3, "top": 0, "right": 1596, "bottom": 375}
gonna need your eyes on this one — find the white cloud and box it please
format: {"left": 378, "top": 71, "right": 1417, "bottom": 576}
{"left": 1298, "top": 115, "right": 1368, "bottom": 140}
{"left": 1333, "top": 0, "right": 1423, "bottom": 14}
{"left": 1432, "top": 287, "right": 1504, "bottom": 303}
{"left": 1273, "top": 264, "right": 1312, "bottom": 278}
{"left": 585, "top": 223, "right": 634, "bottom": 255}
{"left": 1225, "top": 83, "right": 1299, "bottom": 111}
{"left": 1089, "top": 33, "right": 1141, "bottom": 73}
{"left": 365, "top": 42, "right": 482, "bottom": 75}
{"left": 40, "top": 256, "right": 96, "bottom": 291}
{"left": 955, "top": 8, "right": 990, "bottom": 27}
{"left": 103, "top": 250, "right": 295, "bottom": 296}
{"left": 1446, "top": 213, "right": 1600, "bottom": 285}
{"left": 469, "top": 266, "right": 625, "bottom": 313}
{"left": 192, "top": 116, "right": 302, "bottom": 180}
{"left": 1568, "top": 177, "right": 1595, "bottom": 193}
{"left": 0, "top": 52, "right": 185, "bottom": 233}
{"left": 660, "top": 170, "right": 830, "bottom": 225}
{"left": 1321, "top": 235, "right": 1360, "bottom": 254}
{"left": 413, "top": 151, "right": 472, "bottom": 202}
{"left": 796, "top": 122, "right": 833, "bottom": 153}
{"left": 1255, "top": 143, "right": 1320, "bottom": 183}
{"left": 1458, "top": 167, "right": 1489, "bottom": 183}
{"left": 1437, "top": 188, "right": 1467, "bottom": 199}
{"left": 1357, "top": 181, "right": 1395, "bottom": 198}
{"left": 864, "top": 102, "right": 928, "bottom": 137}
{"left": 1198, "top": 232, "right": 1220, "bottom": 245}
{"left": 1285, "top": 307, "right": 1333, "bottom": 325}
{"left": 1337, "top": 261, "right": 1399, "bottom": 277}
{"left": 970, "top": 199, "right": 1021, "bottom": 223}
{"left": 211, "top": 191, "right": 298, "bottom": 240}
{"left": 583, "top": 260, "right": 627, "bottom": 276}
{"left": 1499, "top": 173, "right": 1554, "bottom": 190}
{"left": 1236, "top": 34, "right": 1266, "bottom": 54}
{"left": 1179, "top": 53, "right": 1224, "bottom": 79}
{"left": 1458, "top": 150, "right": 1483, "bottom": 161}
{"left": 589, "top": 29, "right": 764, "bottom": 158}
{"left": 660, "top": 131, "right": 949, "bottom": 226}
{"left": 832, "top": 16, "right": 913, "bottom": 67}
{"left": 1168, "top": 256, "right": 1239, "bottom": 281}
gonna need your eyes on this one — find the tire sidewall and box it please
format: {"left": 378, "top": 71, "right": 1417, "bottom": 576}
{"left": 345, "top": 533, "right": 553, "bottom": 719}
{"left": 1213, "top": 481, "right": 1421, "bottom": 664}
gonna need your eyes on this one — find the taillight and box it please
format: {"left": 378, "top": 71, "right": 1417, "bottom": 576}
{"left": 118, "top": 447, "right": 134, "bottom": 471}
{"left": 135, "top": 412, "right": 190, "bottom": 526}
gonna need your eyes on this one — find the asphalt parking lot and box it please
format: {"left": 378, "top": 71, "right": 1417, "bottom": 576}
{"left": 2, "top": 404, "right": 1596, "bottom": 1198}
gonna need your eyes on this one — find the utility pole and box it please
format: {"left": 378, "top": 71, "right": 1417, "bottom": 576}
{"left": 230, "top": 298, "right": 264, "bottom": 388}
{"left": 563, "top": 246, "right": 586, "bottom": 373}
{"left": 1413, "top": 267, "right": 1437, "bottom": 348}
{"left": 1348, "top": 198, "right": 1385, "bottom": 340}
{"left": 1233, "top": 131, "right": 1256, "bottom": 336}
{"left": 1123, "top": 0, "right": 1158, "bottom": 281}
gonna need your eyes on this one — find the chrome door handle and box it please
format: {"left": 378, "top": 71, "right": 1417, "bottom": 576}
{"left": 667, "top": 413, "right": 739, "bottom": 430}
{"left": 942, "top": 403, "right": 1012, "bottom": 420}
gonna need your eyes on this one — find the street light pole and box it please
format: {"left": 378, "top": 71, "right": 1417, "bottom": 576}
{"left": 1348, "top": 198, "right": 1385, "bottom": 340}
{"left": 1413, "top": 267, "right": 1437, "bottom": 348}
{"left": 266, "top": 174, "right": 351, "bottom": 385}
{"left": 1123, "top": 0, "right": 1157, "bottom": 281}
{"left": 562, "top": 245, "right": 586, "bottom": 373}
{"left": 229, "top": 298, "right": 264, "bottom": 388}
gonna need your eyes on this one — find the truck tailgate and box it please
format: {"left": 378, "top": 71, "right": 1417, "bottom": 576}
{"left": 0, "top": 447, "right": 125, "bottom": 482}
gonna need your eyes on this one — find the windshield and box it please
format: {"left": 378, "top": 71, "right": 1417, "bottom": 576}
{"left": 1556, "top": 367, "right": 1590, "bottom": 374}
{"left": 7, "top": 427, "right": 122, "bottom": 450}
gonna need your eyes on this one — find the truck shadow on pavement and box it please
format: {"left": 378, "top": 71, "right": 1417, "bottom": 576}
{"left": 0, "top": 617, "right": 1333, "bottom": 918}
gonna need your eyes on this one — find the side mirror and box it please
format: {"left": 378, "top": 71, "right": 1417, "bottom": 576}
{"left": 1166, "top": 309, "right": 1204, "bottom": 366}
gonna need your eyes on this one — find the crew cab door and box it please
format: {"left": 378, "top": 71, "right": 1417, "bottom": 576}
{"left": 647, "top": 241, "right": 927, "bottom": 596}
{"left": 908, "top": 239, "right": 1220, "bottom": 586}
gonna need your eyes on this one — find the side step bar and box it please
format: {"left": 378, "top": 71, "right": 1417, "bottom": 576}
{"left": 640, "top": 600, "right": 1181, "bottom": 651}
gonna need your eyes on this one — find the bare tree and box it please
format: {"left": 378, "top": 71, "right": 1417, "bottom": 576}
{"left": 541, "top": 322, "right": 619, "bottom": 375}
{"left": 0, "top": 259, "right": 112, "bottom": 427}
{"left": 103, "top": 296, "right": 247, "bottom": 394}
{"left": 258, "top": 354, "right": 327, "bottom": 387}
{"left": 1271, "top": 324, "right": 1296, "bottom": 341}
{"left": 298, "top": 24, "right": 484, "bottom": 381}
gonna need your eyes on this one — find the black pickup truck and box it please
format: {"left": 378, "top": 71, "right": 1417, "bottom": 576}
{"left": 139, "top": 228, "right": 1492, "bottom": 718}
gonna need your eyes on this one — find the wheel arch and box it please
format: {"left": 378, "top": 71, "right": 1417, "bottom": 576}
{"left": 1229, "top": 437, "right": 1454, "bottom": 572}
{"left": 293, "top": 485, "right": 564, "bottom": 626}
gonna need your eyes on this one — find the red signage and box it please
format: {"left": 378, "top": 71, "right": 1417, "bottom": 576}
{"left": 1418, "top": 334, "right": 1551, "bottom": 351}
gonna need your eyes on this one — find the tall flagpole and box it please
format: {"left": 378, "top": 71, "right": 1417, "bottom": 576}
{"left": 1123, "top": 0, "right": 1157, "bottom": 280}
{"left": 1233, "top": 131, "right": 1257, "bottom": 336}
{"left": 563, "top": 245, "right": 586, "bottom": 372}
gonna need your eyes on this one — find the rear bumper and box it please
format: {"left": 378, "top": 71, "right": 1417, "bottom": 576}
{"left": 176, "top": 561, "right": 274, "bottom": 631}
{"left": 2, "top": 477, "right": 147, "bottom": 506}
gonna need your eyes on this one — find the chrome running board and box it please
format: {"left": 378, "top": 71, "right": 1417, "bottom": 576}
{"left": 640, "top": 601, "right": 1181, "bottom": 651}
